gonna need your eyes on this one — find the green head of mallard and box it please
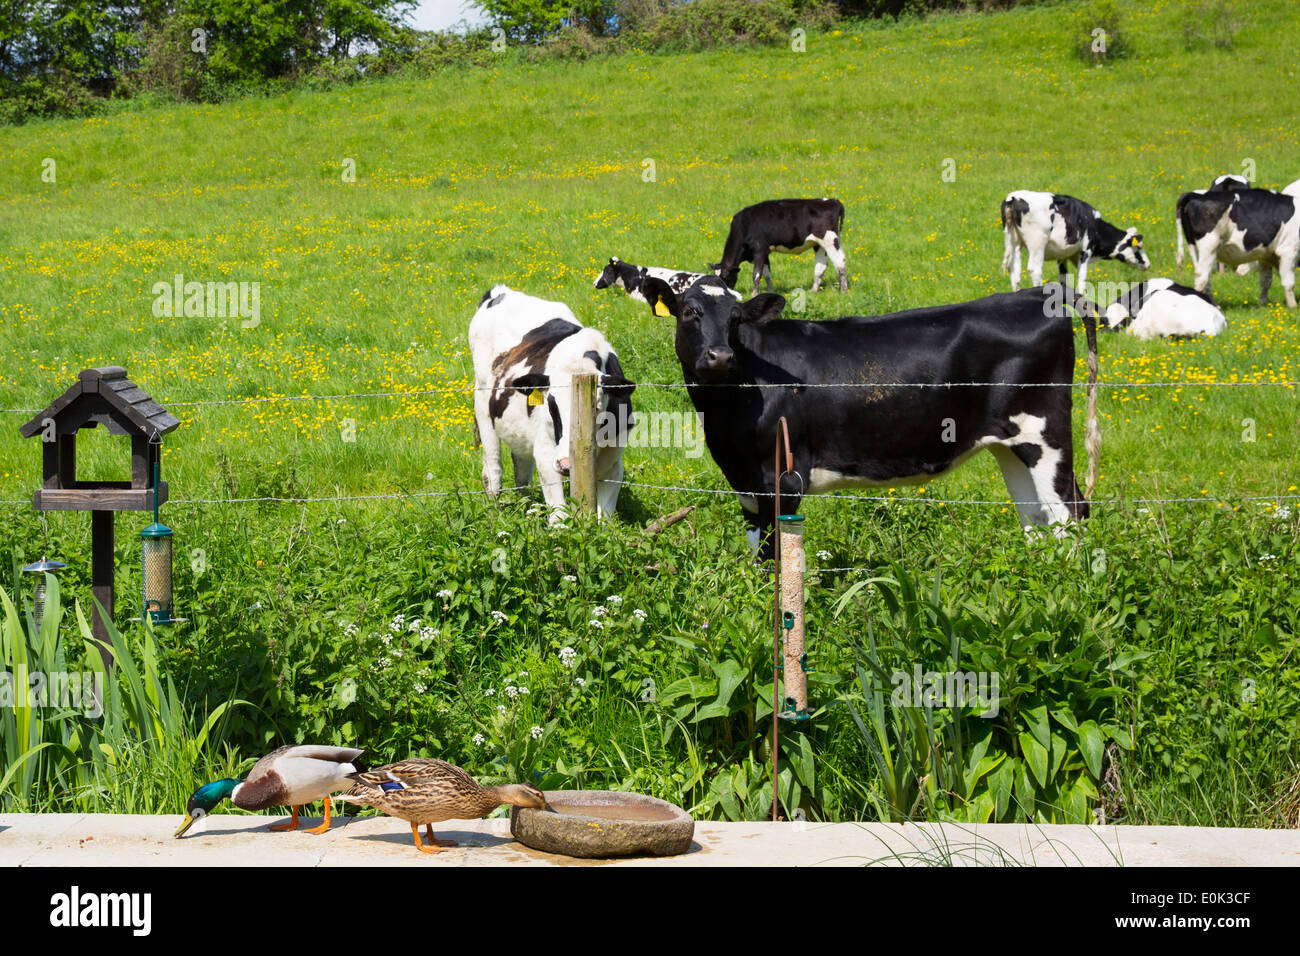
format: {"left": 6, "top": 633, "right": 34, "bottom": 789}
{"left": 175, "top": 778, "right": 241, "bottom": 837}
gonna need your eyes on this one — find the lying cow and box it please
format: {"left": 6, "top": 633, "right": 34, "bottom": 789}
{"left": 593, "top": 257, "right": 740, "bottom": 303}
{"left": 1174, "top": 187, "right": 1299, "bottom": 307}
{"left": 639, "top": 275, "right": 1100, "bottom": 557}
{"left": 1104, "top": 278, "right": 1226, "bottom": 340}
{"left": 470, "top": 285, "right": 635, "bottom": 521}
{"left": 1001, "top": 190, "right": 1150, "bottom": 292}
{"left": 711, "top": 198, "right": 848, "bottom": 295}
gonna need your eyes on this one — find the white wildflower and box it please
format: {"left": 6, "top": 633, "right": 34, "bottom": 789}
{"left": 632, "top": 609, "right": 647, "bottom": 623}
{"left": 563, "top": 574, "right": 577, "bottom": 583}
{"left": 606, "top": 595, "right": 623, "bottom": 605}
{"left": 505, "top": 685, "right": 519, "bottom": 700}
{"left": 816, "top": 550, "right": 831, "bottom": 560}
{"left": 497, "top": 531, "right": 509, "bottom": 539}
{"left": 490, "top": 610, "right": 507, "bottom": 624}
{"left": 420, "top": 627, "right": 438, "bottom": 642}
{"left": 407, "top": 619, "right": 421, "bottom": 633}
{"left": 591, "top": 605, "right": 607, "bottom": 617}
{"left": 589, "top": 619, "right": 604, "bottom": 630}
{"left": 437, "top": 588, "right": 453, "bottom": 599}
{"left": 559, "top": 646, "right": 577, "bottom": 668}
{"left": 529, "top": 725, "right": 543, "bottom": 740}
{"left": 485, "top": 688, "right": 495, "bottom": 697}
{"left": 1276, "top": 507, "right": 1292, "bottom": 520}
{"left": 413, "top": 682, "right": 427, "bottom": 693}
{"left": 497, "top": 704, "right": 506, "bottom": 714}
{"left": 472, "top": 733, "right": 485, "bottom": 746}
{"left": 574, "top": 677, "right": 586, "bottom": 688}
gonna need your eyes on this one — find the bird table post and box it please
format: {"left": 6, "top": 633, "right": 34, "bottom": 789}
{"left": 570, "top": 371, "right": 598, "bottom": 514}
{"left": 18, "top": 367, "right": 180, "bottom": 669}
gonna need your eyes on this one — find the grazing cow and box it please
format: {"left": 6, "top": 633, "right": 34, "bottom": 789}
{"left": 1001, "top": 191, "right": 1150, "bottom": 292}
{"left": 470, "top": 285, "right": 635, "bottom": 521}
{"left": 593, "top": 257, "right": 741, "bottom": 303}
{"left": 1174, "top": 187, "right": 1300, "bottom": 307}
{"left": 1103, "top": 278, "right": 1226, "bottom": 340}
{"left": 1178, "top": 176, "right": 1252, "bottom": 273}
{"left": 710, "top": 198, "right": 848, "bottom": 295}
{"left": 638, "top": 276, "right": 1100, "bottom": 557}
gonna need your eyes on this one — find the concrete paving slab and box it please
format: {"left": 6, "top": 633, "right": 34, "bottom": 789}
{"left": 1, "top": 814, "right": 1297, "bottom": 866}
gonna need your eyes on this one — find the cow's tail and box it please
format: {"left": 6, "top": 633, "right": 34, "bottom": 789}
{"left": 1174, "top": 207, "right": 1186, "bottom": 269}
{"left": 1072, "top": 290, "right": 1102, "bottom": 502}
{"left": 999, "top": 198, "right": 1019, "bottom": 273}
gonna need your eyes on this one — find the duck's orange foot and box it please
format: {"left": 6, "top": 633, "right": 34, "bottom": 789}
{"left": 269, "top": 807, "right": 300, "bottom": 832}
{"left": 412, "top": 822, "right": 447, "bottom": 854}
{"left": 302, "top": 797, "right": 333, "bottom": 835}
{"left": 425, "top": 824, "right": 457, "bottom": 847}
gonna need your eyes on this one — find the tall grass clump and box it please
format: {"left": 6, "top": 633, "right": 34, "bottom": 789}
{"left": 0, "top": 572, "right": 244, "bottom": 813}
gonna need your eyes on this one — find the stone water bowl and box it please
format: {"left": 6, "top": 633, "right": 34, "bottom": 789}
{"left": 510, "top": 790, "right": 694, "bottom": 858}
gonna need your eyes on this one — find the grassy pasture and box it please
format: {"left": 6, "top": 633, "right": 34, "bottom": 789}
{"left": 1, "top": 0, "right": 1298, "bottom": 824}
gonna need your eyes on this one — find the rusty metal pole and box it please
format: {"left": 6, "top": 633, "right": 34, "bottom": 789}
{"left": 570, "top": 372, "right": 597, "bottom": 514}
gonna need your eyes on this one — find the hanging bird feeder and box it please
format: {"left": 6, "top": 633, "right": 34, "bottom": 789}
{"left": 140, "top": 456, "right": 175, "bottom": 625}
{"left": 22, "top": 557, "right": 66, "bottom": 634}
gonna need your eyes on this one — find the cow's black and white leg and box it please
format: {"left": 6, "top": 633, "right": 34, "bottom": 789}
{"left": 1025, "top": 239, "right": 1047, "bottom": 289}
{"left": 477, "top": 401, "right": 504, "bottom": 496}
{"left": 1004, "top": 228, "right": 1025, "bottom": 291}
{"left": 534, "top": 455, "right": 568, "bottom": 524}
{"left": 1258, "top": 259, "right": 1274, "bottom": 305}
{"left": 1192, "top": 236, "right": 1220, "bottom": 295}
{"left": 991, "top": 412, "right": 1078, "bottom": 530}
{"left": 1278, "top": 252, "right": 1297, "bottom": 308}
{"left": 819, "top": 230, "right": 848, "bottom": 293}
{"left": 1073, "top": 254, "right": 1089, "bottom": 295}
{"left": 510, "top": 452, "right": 534, "bottom": 492}
{"left": 811, "top": 246, "right": 828, "bottom": 293}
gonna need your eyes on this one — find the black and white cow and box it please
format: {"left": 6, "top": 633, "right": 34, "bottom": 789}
{"left": 1001, "top": 191, "right": 1150, "bottom": 292}
{"left": 593, "top": 257, "right": 741, "bottom": 303}
{"left": 470, "top": 285, "right": 635, "bottom": 521}
{"left": 638, "top": 275, "right": 1100, "bottom": 557}
{"left": 711, "top": 198, "right": 848, "bottom": 295}
{"left": 1174, "top": 187, "right": 1300, "bottom": 307}
{"left": 1103, "top": 278, "right": 1226, "bottom": 340}
{"left": 1178, "top": 176, "right": 1252, "bottom": 274}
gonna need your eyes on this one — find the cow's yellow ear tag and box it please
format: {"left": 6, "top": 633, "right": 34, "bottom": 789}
{"left": 653, "top": 297, "right": 672, "bottom": 317}
{"left": 528, "top": 389, "right": 544, "bottom": 406}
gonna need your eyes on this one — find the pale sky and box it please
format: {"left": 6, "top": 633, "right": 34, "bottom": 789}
{"left": 405, "top": 0, "right": 490, "bottom": 32}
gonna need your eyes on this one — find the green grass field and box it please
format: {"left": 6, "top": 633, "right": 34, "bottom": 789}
{"left": 1, "top": 0, "right": 1298, "bottom": 825}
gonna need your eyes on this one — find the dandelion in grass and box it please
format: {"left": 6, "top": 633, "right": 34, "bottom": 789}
{"left": 530, "top": 726, "right": 544, "bottom": 740}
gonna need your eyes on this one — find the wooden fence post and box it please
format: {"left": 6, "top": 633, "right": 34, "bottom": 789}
{"left": 570, "top": 372, "right": 598, "bottom": 513}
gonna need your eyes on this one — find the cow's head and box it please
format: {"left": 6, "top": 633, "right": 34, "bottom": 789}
{"left": 1111, "top": 229, "right": 1150, "bottom": 271}
{"left": 643, "top": 276, "right": 784, "bottom": 383}
{"left": 509, "top": 363, "right": 635, "bottom": 475}
{"left": 708, "top": 261, "right": 741, "bottom": 289}
{"left": 593, "top": 257, "right": 623, "bottom": 290}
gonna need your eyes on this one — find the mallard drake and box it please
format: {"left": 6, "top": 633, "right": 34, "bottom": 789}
{"left": 175, "top": 744, "right": 364, "bottom": 838}
{"left": 335, "top": 757, "right": 551, "bottom": 854}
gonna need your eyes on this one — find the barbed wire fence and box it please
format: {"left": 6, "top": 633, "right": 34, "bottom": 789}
{"left": 2, "top": 378, "right": 1298, "bottom": 513}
